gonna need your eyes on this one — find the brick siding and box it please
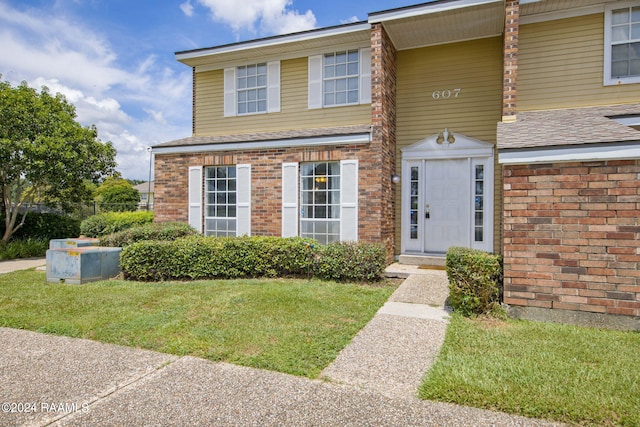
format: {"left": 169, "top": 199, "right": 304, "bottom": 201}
{"left": 503, "top": 160, "right": 640, "bottom": 318}
{"left": 154, "top": 142, "right": 393, "bottom": 256}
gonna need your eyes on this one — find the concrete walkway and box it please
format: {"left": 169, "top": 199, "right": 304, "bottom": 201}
{"left": 0, "top": 260, "right": 564, "bottom": 426}
{"left": 0, "top": 257, "right": 45, "bottom": 274}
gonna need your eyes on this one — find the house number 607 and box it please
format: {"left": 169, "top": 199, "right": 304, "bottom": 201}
{"left": 432, "top": 89, "right": 461, "bottom": 99}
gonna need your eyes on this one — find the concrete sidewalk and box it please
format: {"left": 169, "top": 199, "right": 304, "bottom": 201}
{"left": 0, "top": 261, "right": 564, "bottom": 426}
{"left": 0, "top": 258, "right": 46, "bottom": 274}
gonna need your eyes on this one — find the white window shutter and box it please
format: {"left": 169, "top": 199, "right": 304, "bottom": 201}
{"left": 267, "top": 61, "right": 280, "bottom": 113}
{"left": 308, "top": 55, "right": 323, "bottom": 109}
{"left": 223, "top": 68, "right": 236, "bottom": 117}
{"left": 359, "top": 48, "right": 371, "bottom": 104}
{"left": 236, "top": 164, "right": 251, "bottom": 236}
{"left": 188, "top": 166, "right": 203, "bottom": 233}
{"left": 282, "top": 162, "right": 299, "bottom": 237}
{"left": 340, "top": 160, "right": 358, "bottom": 241}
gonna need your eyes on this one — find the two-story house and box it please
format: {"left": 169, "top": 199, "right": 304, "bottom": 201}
{"left": 153, "top": 0, "right": 640, "bottom": 329}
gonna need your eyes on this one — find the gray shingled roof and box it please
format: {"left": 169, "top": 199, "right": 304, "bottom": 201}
{"left": 498, "top": 103, "right": 640, "bottom": 150}
{"left": 154, "top": 125, "right": 372, "bottom": 148}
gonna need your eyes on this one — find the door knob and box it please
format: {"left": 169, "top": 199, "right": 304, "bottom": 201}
{"left": 425, "top": 204, "right": 430, "bottom": 219}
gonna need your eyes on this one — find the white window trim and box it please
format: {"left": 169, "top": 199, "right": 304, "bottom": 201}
{"left": 224, "top": 61, "right": 280, "bottom": 116}
{"left": 308, "top": 48, "right": 371, "bottom": 109}
{"left": 281, "top": 160, "right": 358, "bottom": 242}
{"left": 604, "top": 1, "right": 640, "bottom": 85}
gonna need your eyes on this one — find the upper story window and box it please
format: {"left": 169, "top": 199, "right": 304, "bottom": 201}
{"left": 237, "top": 64, "right": 267, "bottom": 114}
{"left": 224, "top": 62, "right": 280, "bottom": 117}
{"left": 323, "top": 50, "right": 360, "bottom": 106}
{"left": 308, "top": 48, "right": 371, "bottom": 109}
{"left": 605, "top": 2, "right": 640, "bottom": 85}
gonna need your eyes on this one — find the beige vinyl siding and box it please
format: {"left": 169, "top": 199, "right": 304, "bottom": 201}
{"left": 194, "top": 57, "right": 370, "bottom": 136}
{"left": 394, "top": 37, "right": 503, "bottom": 254}
{"left": 519, "top": 14, "right": 640, "bottom": 111}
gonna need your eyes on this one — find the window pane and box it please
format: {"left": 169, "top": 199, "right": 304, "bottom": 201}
{"left": 324, "top": 65, "right": 334, "bottom": 78}
{"left": 348, "top": 77, "right": 358, "bottom": 90}
{"left": 257, "top": 75, "right": 267, "bottom": 87}
{"left": 336, "top": 92, "right": 346, "bottom": 104}
{"left": 348, "top": 50, "right": 359, "bottom": 62}
{"left": 258, "top": 100, "right": 267, "bottom": 112}
{"left": 237, "top": 67, "right": 247, "bottom": 78}
{"left": 336, "top": 52, "right": 347, "bottom": 64}
{"left": 612, "top": 8, "right": 629, "bottom": 25}
{"left": 237, "top": 77, "right": 246, "bottom": 89}
{"left": 228, "top": 192, "right": 236, "bottom": 204}
{"left": 238, "top": 103, "right": 247, "bottom": 114}
{"left": 257, "top": 63, "right": 267, "bottom": 74}
{"left": 325, "top": 80, "right": 335, "bottom": 92}
{"left": 347, "top": 62, "right": 358, "bottom": 75}
{"left": 324, "top": 54, "right": 334, "bottom": 65}
{"left": 632, "top": 23, "right": 640, "bottom": 39}
{"left": 347, "top": 91, "right": 358, "bottom": 103}
{"left": 324, "top": 93, "right": 334, "bottom": 106}
{"left": 315, "top": 163, "right": 327, "bottom": 175}
{"left": 336, "top": 64, "right": 346, "bottom": 77}
{"left": 613, "top": 25, "right": 629, "bottom": 42}
{"left": 612, "top": 60, "right": 629, "bottom": 76}
{"left": 612, "top": 43, "right": 628, "bottom": 61}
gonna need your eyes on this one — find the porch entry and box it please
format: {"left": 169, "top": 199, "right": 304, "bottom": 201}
{"left": 401, "top": 131, "right": 494, "bottom": 255}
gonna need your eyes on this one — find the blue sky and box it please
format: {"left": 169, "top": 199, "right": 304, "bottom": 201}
{"left": 0, "top": 0, "right": 414, "bottom": 179}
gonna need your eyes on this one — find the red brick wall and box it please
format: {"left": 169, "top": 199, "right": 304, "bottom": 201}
{"left": 155, "top": 142, "right": 394, "bottom": 251}
{"left": 503, "top": 160, "right": 640, "bottom": 318}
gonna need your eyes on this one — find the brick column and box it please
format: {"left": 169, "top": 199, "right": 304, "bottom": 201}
{"left": 370, "top": 23, "right": 398, "bottom": 263}
{"left": 502, "top": 0, "right": 519, "bottom": 122}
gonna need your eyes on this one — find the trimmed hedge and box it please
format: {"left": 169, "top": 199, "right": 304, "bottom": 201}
{"left": 100, "top": 222, "right": 197, "bottom": 247}
{"left": 446, "top": 246, "right": 504, "bottom": 317}
{"left": 120, "top": 236, "right": 387, "bottom": 282}
{"left": 314, "top": 241, "right": 387, "bottom": 282}
{"left": 80, "top": 211, "right": 154, "bottom": 238}
{"left": 0, "top": 212, "right": 80, "bottom": 241}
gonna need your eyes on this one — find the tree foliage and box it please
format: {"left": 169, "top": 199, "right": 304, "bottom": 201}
{"left": 0, "top": 78, "right": 117, "bottom": 242}
{"left": 94, "top": 177, "right": 140, "bottom": 212}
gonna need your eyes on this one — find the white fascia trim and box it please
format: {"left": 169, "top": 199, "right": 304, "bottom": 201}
{"left": 176, "top": 23, "right": 371, "bottom": 62}
{"left": 153, "top": 133, "right": 371, "bottom": 155}
{"left": 369, "top": 0, "right": 501, "bottom": 23}
{"left": 520, "top": 5, "right": 603, "bottom": 25}
{"left": 498, "top": 142, "right": 640, "bottom": 165}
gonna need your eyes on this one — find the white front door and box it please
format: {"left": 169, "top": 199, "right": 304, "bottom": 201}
{"left": 423, "top": 159, "right": 469, "bottom": 253}
{"left": 401, "top": 132, "right": 494, "bottom": 254}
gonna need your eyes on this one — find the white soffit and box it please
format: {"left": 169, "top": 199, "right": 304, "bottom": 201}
{"left": 369, "top": 0, "right": 504, "bottom": 50}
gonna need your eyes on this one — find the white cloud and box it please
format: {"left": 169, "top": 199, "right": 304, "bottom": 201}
{"left": 340, "top": 16, "right": 360, "bottom": 24}
{"left": 0, "top": 2, "right": 192, "bottom": 180}
{"left": 180, "top": 0, "right": 194, "bottom": 17}
{"left": 196, "top": 0, "right": 316, "bottom": 35}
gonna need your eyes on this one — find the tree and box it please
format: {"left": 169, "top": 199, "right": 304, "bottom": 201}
{"left": 94, "top": 177, "right": 140, "bottom": 212}
{"left": 0, "top": 79, "right": 117, "bottom": 243}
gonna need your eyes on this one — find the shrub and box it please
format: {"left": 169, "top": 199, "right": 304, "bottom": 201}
{"left": 120, "top": 236, "right": 386, "bottom": 282}
{"left": 80, "top": 211, "right": 154, "bottom": 238}
{"left": 0, "top": 212, "right": 80, "bottom": 241}
{"left": 313, "top": 241, "right": 387, "bottom": 282}
{"left": 0, "top": 238, "right": 49, "bottom": 260}
{"left": 445, "top": 246, "right": 504, "bottom": 317}
{"left": 100, "top": 222, "right": 197, "bottom": 247}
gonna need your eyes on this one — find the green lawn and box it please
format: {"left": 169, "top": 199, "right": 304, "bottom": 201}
{"left": 0, "top": 270, "right": 395, "bottom": 378}
{"left": 420, "top": 314, "right": 640, "bottom": 427}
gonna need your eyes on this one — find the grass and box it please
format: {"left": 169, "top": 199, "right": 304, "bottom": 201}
{"left": 0, "top": 269, "right": 395, "bottom": 378}
{"left": 419, "top": 314, "right": 640, "bottom": 426}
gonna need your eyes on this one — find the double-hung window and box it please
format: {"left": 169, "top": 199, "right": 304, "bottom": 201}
{"left": 237, "top": 64, "right": 267, "bottom": 114}
{"left": 300, "top": 162, "right": 341, "bottom": 244}
{"left": 224, "top": 62, "right": 280, "bottom": 116}
{"left": 323, "top": 50, "right": 360, "bottom": 106}
{"left": 204, "top": 166, "right": 237, "bottom": 237}
{"left": 281, "top": 160, "right": 358, "bottom": 243}
{"left": 308, "top": 48, "right": 371, "bottom": 109}
{"left": 605, "top": 2, "right": 640, "bottom": 84}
